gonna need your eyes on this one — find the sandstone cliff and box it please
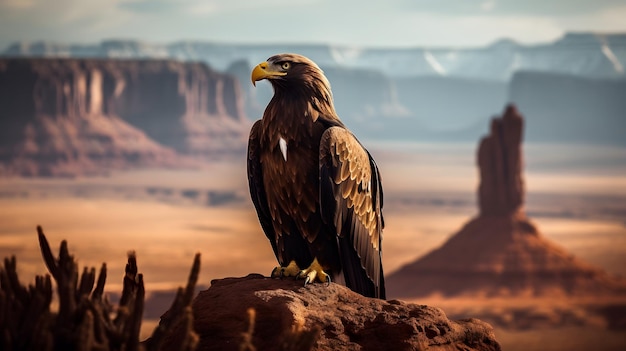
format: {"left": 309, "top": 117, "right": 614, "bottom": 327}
{"left": 510, "top": 71, "right": 626, "bottom": 146}
{"left": 160, "top": 274, "right": 501, "bottom": 351}
{"left": 386, "top": 105, "right": 626, "bottom": 298}
{"left": 0, "top": 58, "right": 249, "bottom": 176}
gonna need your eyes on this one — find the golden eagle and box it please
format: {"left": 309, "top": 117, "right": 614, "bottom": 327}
{"left": 248, "top": 53, "right": 385, "bottom": 299}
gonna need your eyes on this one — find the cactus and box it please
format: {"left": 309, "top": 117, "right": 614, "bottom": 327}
{"left": 0, "top": 226, "right": 199, "bottom": 351}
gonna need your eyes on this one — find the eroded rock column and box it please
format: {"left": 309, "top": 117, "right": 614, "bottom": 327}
{"left": 477, "top": 104, "right": 525, "bottom": 217}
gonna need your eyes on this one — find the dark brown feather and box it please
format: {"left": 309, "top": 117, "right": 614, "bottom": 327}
{"left": 247, "top": 121, "right": 278, "bottom": 257}
{"left": 319, "top": 127, "right": 385, "bottom": 298}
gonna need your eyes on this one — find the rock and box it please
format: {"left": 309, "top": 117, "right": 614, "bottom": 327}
{"left": 510, "top": 71, "right": 626, "bottom": 146}
{"left": 386, "top": 105, "right": 626, "bottom": 298}
{"left": 0, "top": 58, "right": 250, "bottom": 176}
{"left": 161, "top": 274, "right": 501, "bottom": 351}
{"left": 386, "top": 216, "right": 626, "bottom": 298}
{"left": 477, "top": 104, "right": 524, "bottom": 217}
{"left": 1, "top": 112, "right": 184, "bottom": 177}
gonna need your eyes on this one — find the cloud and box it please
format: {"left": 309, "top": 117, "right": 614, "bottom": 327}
{"left": 481, "top": 0, "right": 496, "bottom": 12}
{"left": 0, "top": 0, "right": 135, "bottom": 48}
{"left": 1, "top": 0, "right": 130, "bottom": 26}
{"left": 396, "top": 0, "right": 626, "bottom": 16}
{"left": 0, "top": 0, "right": 36, "bottom": 9}
{"left": 117, "top": 0, "right": 316, "bottom": 16}
{"left": 0, "top": 0, "right": 624, "bottom": 51}
{"left": 307, "top": 11, "right": 565, "bottom": 47}
{"left": 119, "top": 0, "right": 182, "bottom": 14}
{"left": 555, "top": 4, "right": 626, "bottom": 33}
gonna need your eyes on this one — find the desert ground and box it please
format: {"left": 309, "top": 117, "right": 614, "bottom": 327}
{"left": 1, "top": 142, "right": 625, "bottom": 350}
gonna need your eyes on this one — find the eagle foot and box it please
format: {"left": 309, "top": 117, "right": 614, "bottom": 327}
{"left": 271, "top": 260, "right": 301, "bottom": 279}
{"left": 297, "top": 258, "right": 331, "bottom": 286}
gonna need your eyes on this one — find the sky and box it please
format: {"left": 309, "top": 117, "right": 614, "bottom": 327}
{"left": 1, "top": 0, "right": 625, "bottom": 50}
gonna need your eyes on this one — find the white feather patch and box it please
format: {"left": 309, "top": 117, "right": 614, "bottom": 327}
{"left": 279, "top": 137, "right": 288, "bottom": 161}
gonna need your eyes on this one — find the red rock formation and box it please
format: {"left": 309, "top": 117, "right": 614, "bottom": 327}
{"left": 0, "top": 58, "right": 250, "bottom": 176}
{"left": 160, "top": 274, "right": 501, "bottom": 351}
{"left": 387, "top": 215, "right": 626, "bottom": 298}
{"left": 478, "top": 105, "right": 524, "bottom": 217}
{"left": 3, "top": 114, "right": 183, "bottom": 177}
{"left": 386, "top": 105, "right": 626, "bottom": 298}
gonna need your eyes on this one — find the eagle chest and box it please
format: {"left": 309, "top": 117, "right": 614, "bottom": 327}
{"left": 260, "top": 132, "right": 321, "bottom": 234}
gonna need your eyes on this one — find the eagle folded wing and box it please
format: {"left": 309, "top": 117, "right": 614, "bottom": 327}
{"left": 319, "top": 126, "right": 384, "bottom": 297}
{"left": 247, "top": 120, "right": 278, "bottom": 257}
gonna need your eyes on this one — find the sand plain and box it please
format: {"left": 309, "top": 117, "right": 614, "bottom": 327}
{"left": 1, "top": 142, "right": 625, "bottom": 350}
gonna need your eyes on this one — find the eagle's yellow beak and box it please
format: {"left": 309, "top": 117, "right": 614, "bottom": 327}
{"left": 251, "top": 61, "right": 287, "bottom": 87}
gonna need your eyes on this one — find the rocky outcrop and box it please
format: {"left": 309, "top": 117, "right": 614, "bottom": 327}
{"left": 0, "top": 58, "right": 249, "bottom": 176}
{"left": 6, "top": 33, "right": 626, "bottom": 80}
{"left": 4, "top": 116, "right": 183, "bottom": 177}
{"left": 386, "top": 215, "right": 626, "bottom": 298}
{"left": 160, "top": 274, "right": 501, "bottom": 351}
{"left": 226, "top": 59, "right": 267, "bottom": 120}
{"left": 386, "top": 105, "right": 626, "bottom": 298}
{"left": 477, "top": 105, "right": 524, "bottom": 216}
{"left": 509, "top": 71, "right": 626, "bottom": 146}
{"left": 6, "top": 39, "right": 626, "bottom": 146}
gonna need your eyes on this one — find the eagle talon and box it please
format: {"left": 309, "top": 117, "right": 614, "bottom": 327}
{"left": 303, "top": 273, "right": 331, "bottom": 287}
{"left": 270, "top": 267, "right": 282, "bottom": 279}
{"left": 298, "top": 258, "right": 330, "bottom": 286}
{"left": 271, "top": 260, "right": 301, "bottom": 279}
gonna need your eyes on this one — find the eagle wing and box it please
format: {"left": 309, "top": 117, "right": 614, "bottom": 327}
{"left": 247, "top": 120, "right": 278, "bottom": 257}
{"left": 319, "top": 126, "right": 385, "bottom": 298}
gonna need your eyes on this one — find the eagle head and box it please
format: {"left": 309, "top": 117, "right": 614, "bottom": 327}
{"left": 251, "top": 53, "right": 332, "bottom": 99}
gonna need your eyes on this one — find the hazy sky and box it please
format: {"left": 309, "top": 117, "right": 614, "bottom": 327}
{"left": 1, "top": 0, "right": 625, "bottom": 50}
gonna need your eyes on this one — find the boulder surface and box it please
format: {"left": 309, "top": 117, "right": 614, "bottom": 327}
{"left": 162, "top": 274, "right": 501, "bottom": 351}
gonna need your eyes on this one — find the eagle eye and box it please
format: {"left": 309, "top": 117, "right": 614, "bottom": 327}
{"left": 281, "top": 62, "right": 291, "bottom": 70}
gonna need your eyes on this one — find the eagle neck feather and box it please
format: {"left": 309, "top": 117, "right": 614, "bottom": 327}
{"left": 261, "top": 71, "right": 344, "bottom": 148}
{"left": 262, "top": 98, "right": 313, "bottom": 144}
